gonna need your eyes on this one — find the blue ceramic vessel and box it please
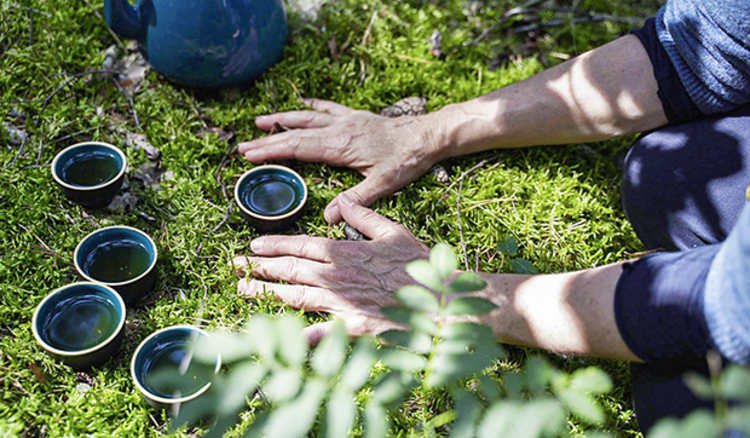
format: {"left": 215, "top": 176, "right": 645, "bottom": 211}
{"left": 235, "top": 165, "right": 308, "bottom": 232}
{"left": 32, "top": 282, "right": 126, "bottom": 370}
{"left": 131, "top": 325, "right": 221, "bottom": 411}
{"left": 51, "top": 142, "right": 127, "bottom": 209}
{"left": 74, "top": 226, "right": 158, "bottom": 305}
{"left": 104, "top": 0, "right": 288, "bottom": 88}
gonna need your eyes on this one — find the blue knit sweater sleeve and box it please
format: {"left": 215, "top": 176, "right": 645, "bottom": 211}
{"left": 656, "top": 0, "right": 750, "bottom": 115}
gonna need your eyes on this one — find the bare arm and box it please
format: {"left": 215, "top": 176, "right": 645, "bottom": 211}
{"left": 239, "top": 35, "right": 665, "bottom": 224}
{"left": 232, "top": 195, "right": 642, "bottom": 362}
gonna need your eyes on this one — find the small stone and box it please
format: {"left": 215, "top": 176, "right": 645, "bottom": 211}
{"left": 75, "top": 383, "right": 91, "bottom": 395}
{"left": 430, "top": 164, "right": 450, "bottom": 183}
{"left": 380, "top": 97, "right": 427, "bottom": 118}
{"left": 344, "top": 223, "right": 366, "bottom": 241}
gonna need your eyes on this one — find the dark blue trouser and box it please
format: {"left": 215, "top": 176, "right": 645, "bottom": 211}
{"left": 618, "top": 105, "right": 750, "bottom": 434}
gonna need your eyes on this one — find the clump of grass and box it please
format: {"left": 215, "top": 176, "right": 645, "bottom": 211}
{"left": 1, "top": 0, "right": 659, "bottom": 436}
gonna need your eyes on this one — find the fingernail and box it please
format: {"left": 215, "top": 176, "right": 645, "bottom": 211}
{"left": 256, "top": 115, "right": 269, "bottom": 122}
{"left": 250, "top": 238, "right": 265, "bottom": 252}
{"left": 340, "top": 193, "right": 354, "bottom": 207}
{"left": 325, "top": 204, "right": 340, "bottom": 224}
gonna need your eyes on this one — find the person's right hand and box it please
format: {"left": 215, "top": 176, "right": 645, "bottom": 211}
{"left": 238, "top": 99, "right": 445, "bottom": 224}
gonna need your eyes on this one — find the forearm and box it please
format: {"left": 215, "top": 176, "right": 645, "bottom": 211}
{"left": 456, "top": 262, "right": 643, "bottom": 362}
{"left": 429, "top": 35, "right": 667, "bottom": 159}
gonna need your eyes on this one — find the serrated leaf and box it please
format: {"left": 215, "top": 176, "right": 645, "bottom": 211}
{"left": 477, "top": 401, "right": 522, "bottom": 438}
{"left": 372, "top": 373, "right": 408, "bottom": 406}
{"left": 381, "top": 306, "right": 437, "bottom": 335}
{"left": 557, "top": 388, "right": 604, "bottom": 424}
{"left": 275, "top": 315, "right": 308, "bottom": 368}
{"left": 379, "top": 330, "right": 433, "bottom": 354}
{"left": 395, "top": 285, "right": 440, "bottom": 313}
{"left": 405, "top": 259, "right": 446, "bottom": 293}
{"left": 263, "top": 367, "right": 301, "bottom": 404}
{"left": 341, "top": 337, "right": 376, "bottom": 390}
{"left": 428, "top": 350, "right": 492, "bottom": 387}
{"left": 430, "top": 243, "right": 457, "bottom": 281}
{"left": 497, "top": 236, "right": 519, "bottom": 256}
{"left": 263, "top": 379, "right": 328, "bottom": 438}
{"left": 448, "top": 272, "right": 488, "bottom": 294}
{"left": 380, "top": 349, "right": 427, "bottom": 372}
{"left": 570, "top": 367, "right": 613, "bottom": 395}
{"left": 445, "top": 297, "right": 497, "bottom": 316}
{"left": 509, "top": 258, "right": 538, "bottom": 274}
{"left": 312, "top": 319, "right": 347, "bottom": 378}
{"left": 326, "top": 387, "right": 357, "bottom": 438}
{"left": 650, "top": 409, "right": 717, "bottom": 438}
{"left": 524, "top": 356, "right": 553, "bottom": 396}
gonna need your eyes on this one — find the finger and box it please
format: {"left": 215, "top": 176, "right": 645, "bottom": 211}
{"left": 250, "top": 235, "right": 334, "bottom": 262}
{"left": 240, "top": 129, "right": 354, "bottom": 164}
{"left": 237, "top": 278, "right": 335, "bottom": 312}
{"left": 304, "top": 98, "right": 359, "bottom": 117}
{"left": 303, "top": 321, "right": 334, "bottom": 346}
{"left": 244, "top": 256, "right": 330, "bottom": 287}
{"left": 230, "top": 255, "right": 255, "bottom": 275}
{"left": 255, "top": 111, "right": 337, "bottom": 130}
{"left": 323, "top": 178, "right": 386, "bottom": 225}
{"left": 337, "top": 193, "right": 400, "bottom": 240}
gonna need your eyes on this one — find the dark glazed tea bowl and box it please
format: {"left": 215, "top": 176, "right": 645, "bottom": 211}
{"left": 131, "top": 325, "right": 221, "bottom": 412}
{"left": 32, "top": 282, "right": 126, "bottom": 370}
{"left": 74, "top": 226, "right": 158, "bottom": 305}
{"left": 51, "top": 142, "right": 127, "bottom": 209}
{"left": 234, "top": 165, "right": 308, "bottom": 232}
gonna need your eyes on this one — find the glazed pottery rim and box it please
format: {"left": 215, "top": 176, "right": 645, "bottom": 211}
{"left": 234, "top": 164, "right": 308, "bottom": 221}
{"left": 130, "top": 325, "right": 222, "bottom": 405}
{"left": 31, "top": 282, "right": 126, "bottom": 357}
{"left": 51, "top": 141, "right": 127, "bottom": 191}
{"left": 74, "top": 225, "right": 158, "bottom": 287}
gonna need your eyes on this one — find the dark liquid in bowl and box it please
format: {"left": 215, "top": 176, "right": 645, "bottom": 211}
{"left": 43, "top": 294, "right": 119, "bottom": 351}
{"left": 84, "top": 240, "right": 151, "bottom": 283}
{"left": 143, "top": 339, "right": 213, "bottom": 398}
{"left": 243, "top": 175, "right": 300, "bottom": 216}
{"left": 61, "top": 151, "right": 120, "bottom": 187}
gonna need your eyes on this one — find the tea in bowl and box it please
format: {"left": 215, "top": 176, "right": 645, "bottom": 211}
{"left": 32, "top": 282, "right": 126, "bottom": 370}
{"left": 234, "top": 165, "right": 308, "bottom": 232}
{"left": 51, "top": 141, "right": 127, "bottom": 209}
{"left": 74, "top": 226, "right": 158, "bottom": 305}
{"left": 131, "top": 325, "right": 221, "bottom": 412}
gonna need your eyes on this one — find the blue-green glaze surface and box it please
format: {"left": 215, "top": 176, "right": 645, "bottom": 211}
{"left": 235, "top": 166, "right": 307, "bottom": 231}
{"left": 52, "top": 143, "right": 125, "bottom": 209}
{"left": 104, "top": 0, "right": 288, "bottom": 88}
{"left": 75, "top": 227, "right": 157, "bottom": 304}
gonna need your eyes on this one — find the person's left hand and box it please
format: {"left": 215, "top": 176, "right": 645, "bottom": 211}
{"left": 231, "top": 194, "right": 430, "bottom": 344}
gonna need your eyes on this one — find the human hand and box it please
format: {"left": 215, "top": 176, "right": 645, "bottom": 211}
{"left": 231, "top": 194, "right": 430, "bottom": 344}
{"left": 238, "top": 99, "right": 444, "bottom": 224}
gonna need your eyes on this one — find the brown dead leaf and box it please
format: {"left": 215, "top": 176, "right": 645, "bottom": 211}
{"left": 133, "top": 161, "right": 166, "bottom": 186}
{"left": 29, "top": 362, "right": 45, "bottom": 384}
{"left": 126, "top": 132, "right": 160, "bottom": 160}
{"left": 328, "top": 35, "right": 340, "bottom": 62}
{"left": 195, "top": 126, "right": 234, "bottom": 143}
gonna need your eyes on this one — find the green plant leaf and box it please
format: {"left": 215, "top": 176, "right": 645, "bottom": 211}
{"left": 218, "top": 362, "right": 267, "bottom": 415}
{"left": 556, "top": 388, "right": 604, "bottom": 424}
{"left": 276, "top": 314, "right": 308, "bottom": 368}
{"left": 381, "top": 306, "right": 437, "bottom": 335}
{"left": 445, "top": 296, "right": 497, "bottom": 316}
{"left": 509, "top": 258, "right": 538, "bottom": 274}
{"left": 263, "top": 379, "right": 328, "bottom": 438}
{"left": 683, "top": 371, "right": 715, "bottom": 401}
{"left": 263, "top": 367, "right": 302, "bottom": 404}
{"left": 450, "top": 388, "right": 483, "bottom": 438}
{"left": 524, "top": 357, "right": 553, "bottom": 396}
{"left": 405, "top": 259, "right": 446, "bottom": 293}
{"left": 570, "top": 367, "right": 613, "bottom": 395}
{"left": 649, "top": 409, "right": 717, "bottom": 438}
{"left": 497, "top": 236, "right": 519, "bottom": 256}
{"left": 379, "top": 330, "right": 433, "bottom": 354}
{"left": 326, "top": 387, "right": 357, "bottom": 438}
{"left": 341, "top": 337, "right": 376, "bottom": 390}
{"left": 720, "top": 365, "right": 750, "bottom": 402}
{"left": 429, "top": 243, "right": 457, "bottom": 281}
{"left": 192, "top": 333, "right": 250, "bottom": 364}
{"left": 394, "top": 285, "right": 440, "bottom": 313}
{"left": 477, "top": 401, "right": 522, "bottom": 438}
{"left": 312, "top": 318, "right": 347, "bottom": 378}
{"left": 244, "top": 315, "right": 277, "bottom": 358}
{"left": 448, "top": 272, "right": 488, "bottom": 294}
{"left": 372, "top": 373, "right": 408, "bottom": 406}
{"left": 380, "top": 349, "right": 428, "bottom": 372}
{"left": 727, "top": 405, "right": 750, "bottom": 435}
{"left": 363, "top": 401, "right": 389, "bottom": 438}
